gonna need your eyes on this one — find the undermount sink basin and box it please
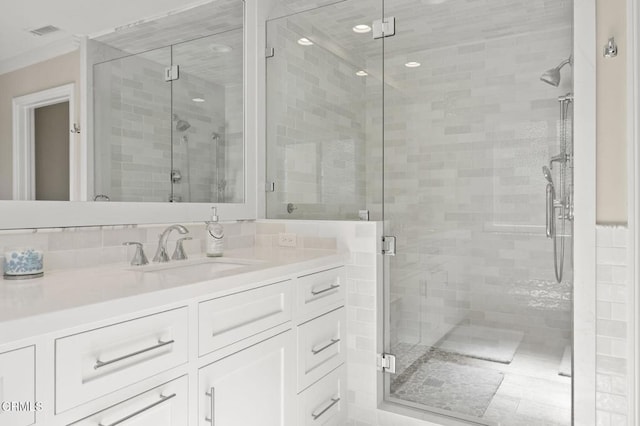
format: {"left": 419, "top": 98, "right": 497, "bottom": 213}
{"left": 129, "top": 257, "right": 259, "bottom": 278}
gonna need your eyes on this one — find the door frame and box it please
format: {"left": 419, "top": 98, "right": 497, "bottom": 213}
{"left": 11, "top": 83, "right": 78, "bottom": 200}
{"left": 629, "top": 0, "right": 639, "bottom": 423}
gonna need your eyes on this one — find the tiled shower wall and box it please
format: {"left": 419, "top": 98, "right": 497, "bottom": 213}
{"left": 381, "top": 13, "right": 574, "bottom": 350}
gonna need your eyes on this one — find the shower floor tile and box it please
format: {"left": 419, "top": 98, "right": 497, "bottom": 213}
{"left": 390, "top": 342, "right": 571, "bottom": 425}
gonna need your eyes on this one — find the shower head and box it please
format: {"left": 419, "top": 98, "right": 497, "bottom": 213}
{"left": 176, "top": 119, "right": 191, "bottom": 132}
{"left": 172, "top": 113, "right": 191, "bottom": 132}
{"left": 540, "top": 55, "right": 573, "bottom": 87}
{"left": 542, "top": 166, "right": 554, "bottom": 184}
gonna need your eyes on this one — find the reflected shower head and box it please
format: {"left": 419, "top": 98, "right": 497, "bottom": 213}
{"left": 540, "top": 55, "right": 572, "bottom": 87}
{"left": 172, "top": 113, "right": 191, "bottom": 132}
{"left": 176, "top": 119, "right": 191, "bottom": 132}
{"left": 542, "top": 166, "right": 554, "bottom": 184}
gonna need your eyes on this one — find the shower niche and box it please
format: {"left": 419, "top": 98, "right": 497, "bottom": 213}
{"left": 91, "top": 0, "right": 244, "bottom": 203}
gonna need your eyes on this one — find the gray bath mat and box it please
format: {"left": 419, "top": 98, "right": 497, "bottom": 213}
{"left": 391, "top": 349, "right": 504, "bottom": 418}
{"left": 435, "top": 325, "right": 524, "bottom": 364}
{"left": 559, "top": 345, "right": 572, "bottom": 377}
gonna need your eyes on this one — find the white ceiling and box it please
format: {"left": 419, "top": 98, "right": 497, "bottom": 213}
{"left": 0, "top": 0, "right": 214, "bottom": 66}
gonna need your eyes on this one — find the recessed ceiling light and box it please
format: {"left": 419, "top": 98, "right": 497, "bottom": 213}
{"left": 297, "top": 38, "right": 314, "bottom": 46}
{"left": 353, "top": 24, "right": 372, "bottom": 34}
{"left": 209, "top": 44, "right": 233, "bottom": 53}
{"left": 405, "top": 61, "right": 421, "bottom": 68}
{"left": 356, "top": 70, "right": 368, "bottom": 76}
{"left": 192, "top": 98, "right": 205, "bottom": 103}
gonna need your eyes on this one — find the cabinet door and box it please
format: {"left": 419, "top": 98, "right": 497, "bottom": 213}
{"left": 69, "top": 375, "right": 188, "bottom": 426}
{"left": 0, "top": 346, "right": 36, "bottom": 426}
{"left": 198, "top": 331, "right": 294, "bottom": 426}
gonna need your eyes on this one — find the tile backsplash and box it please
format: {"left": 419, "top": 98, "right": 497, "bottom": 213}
{"left": 0, "top": 221, "right": 256, "bottom": 274}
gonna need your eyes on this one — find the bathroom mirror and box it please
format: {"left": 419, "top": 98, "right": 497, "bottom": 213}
{"left": 0, "top": 0, "right": 246, "bottom": 206}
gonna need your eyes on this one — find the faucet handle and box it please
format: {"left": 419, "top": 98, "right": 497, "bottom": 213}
{"left": 123, "top": 242, "right": 149, "bottom": 266}
{"left": 172, "top": 237, "right": 192, "bottom": 261}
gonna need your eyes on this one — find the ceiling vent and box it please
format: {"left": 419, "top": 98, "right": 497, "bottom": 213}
{"left": 29, "top": 25, "right": 60, "bottom": 36}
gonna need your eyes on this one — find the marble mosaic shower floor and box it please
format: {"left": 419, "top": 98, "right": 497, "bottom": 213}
{"left": 390, "top": 348, "right": 504, "bottom": 417}
{"left": 390, "top": 342, "right": 572, "bottom": 425}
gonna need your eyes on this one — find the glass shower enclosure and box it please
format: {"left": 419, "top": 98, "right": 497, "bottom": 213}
{"left": 267, "top": 0, "right": 574, "bottom": 424}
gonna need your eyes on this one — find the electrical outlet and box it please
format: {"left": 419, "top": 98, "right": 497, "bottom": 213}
{"left": 278, "top": 232, "right": 297, "bottom": 247}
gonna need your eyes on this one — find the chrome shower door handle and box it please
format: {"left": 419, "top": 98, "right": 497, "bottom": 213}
{"left": 546, "top": 183, "right": 555, "bottom": 239}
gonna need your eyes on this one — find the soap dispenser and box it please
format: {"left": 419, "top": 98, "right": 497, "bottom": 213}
{"left": 206, "top": 207, "right": 224, "bottom": 257}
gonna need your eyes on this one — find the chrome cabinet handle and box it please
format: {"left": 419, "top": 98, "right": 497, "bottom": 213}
{"left": 311, "top": 397, "right": 340, "bottom": 420}
{"left": 311, "top": 283, "right": 340, "bottom": 296}
{"left": 94, "top": 339, "right": 175, "bottom": 370}
{"left": 98, "top": 393, "right": 176, "bottom": 426}
{"left": 205, "top": 387, "right": 215, "bottom": 424}
{"left": 311, "top": 338, "right": 340, "bottom": 355}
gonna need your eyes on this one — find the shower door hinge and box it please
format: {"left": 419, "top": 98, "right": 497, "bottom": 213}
{"left": 265, "top": 47, "right": 275, "bottom": 58}
{"left": 377, "top": 353, "right": 396, "bottom": 373}
{"left": 266, "top": 182, "right": 275, "bottom": 192}
{"left": 373, "top": 17, "right": 396, "bottom": 39}
{"left": 382, "top": 236, "right": 397, "bottom": 256}
{"left": 164, "top": 65, "right": 179, "bottom": 82}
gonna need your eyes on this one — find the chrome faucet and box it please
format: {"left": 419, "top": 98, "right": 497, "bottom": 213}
{"left": 153, "top": 225, "right": 189, "bottom": 263}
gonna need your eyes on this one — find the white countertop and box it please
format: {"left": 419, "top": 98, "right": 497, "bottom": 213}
{"left": 0, "top": 247, "right": 346, "bottom": 345}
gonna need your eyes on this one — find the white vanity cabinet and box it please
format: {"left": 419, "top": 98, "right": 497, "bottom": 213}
{"left": 0, "top": 259, "right": 347, "bottom": 426}
{"left": 198, "top": 330, "right": 294, "bottom": 426}
{"left": 0, "top": 346, "right": 36, "bottom": 426}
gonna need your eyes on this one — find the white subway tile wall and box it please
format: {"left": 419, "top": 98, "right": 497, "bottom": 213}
{"left": 595, "top": 226, "right": 632, "bottom": 426}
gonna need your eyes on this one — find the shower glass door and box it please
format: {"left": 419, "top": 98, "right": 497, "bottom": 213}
{"left": 265, "top": 0, "right": 384, "bottom": 221}
{"left": 382, "top": 0, "right": 574, "bottom": 424}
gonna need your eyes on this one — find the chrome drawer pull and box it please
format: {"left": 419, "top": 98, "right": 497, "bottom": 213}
{"left": 98, "top": 393, "right": 176, "bottom": 426}
{"left": 311, "top": 397, "right": 340, "bottom": 420}
{"left": 94, "top": 339, "right": 175, "bottom": 370}
{"left": 311, "top": 283, "right": 340, "bottom": 296}
{"left": 205, "top": 387, "right": 215, "bottom": 424}
{"left": 311, "top": 338, "right": 340, "bottom": 355}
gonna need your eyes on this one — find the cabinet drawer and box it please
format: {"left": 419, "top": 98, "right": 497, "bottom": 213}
{"left": 0, "top": 346, "right": 36, "bottom": 426}
{"left": 297, "top": 307, "right": 345, "bottom": 391}
{"left": 55, "top": 307, "right": 188, "bottom": 413}
{"left": 296, "top": 267, "right": 345, "bottom": 321}
{"left": 69, "top": 375, "right": 188, "bottom": 426}
{"left": 297, "top": 366, "right": 346, "bottom": 426}
{"left": 199, "top": 280, "right": 292, "bottom": 356}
